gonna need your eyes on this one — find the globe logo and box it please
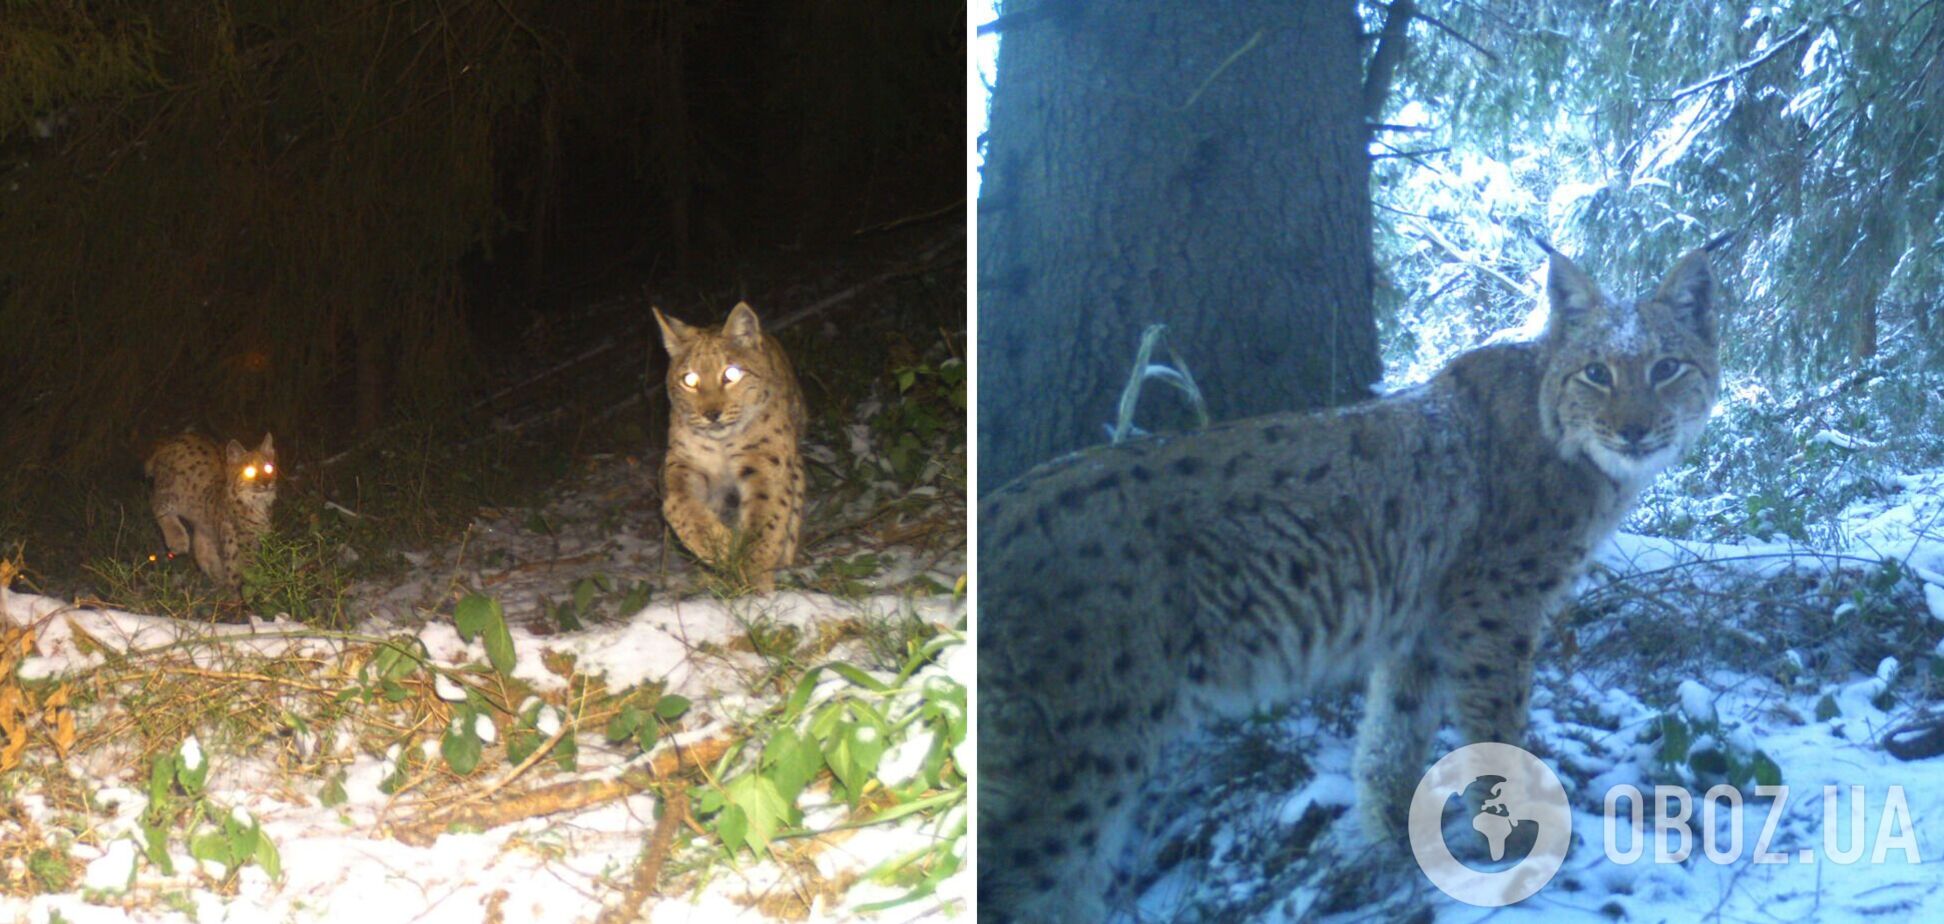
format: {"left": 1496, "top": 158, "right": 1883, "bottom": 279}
{"left": 1408, "top": 742, "right": 1572, "bottom": 906}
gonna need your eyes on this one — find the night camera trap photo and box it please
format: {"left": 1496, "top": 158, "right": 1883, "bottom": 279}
{"left": 0, "top": 4, "right": 965, "bottom": 922}
{"left": 976, "top": 0, "right": 1943, "bottom": 922}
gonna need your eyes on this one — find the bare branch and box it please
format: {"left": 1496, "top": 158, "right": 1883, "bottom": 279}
{"left": 1410, "top": 220, "right": 1536, "bottom": 300}
{"left": 1416, "top": 10, "right": 1500, "bottom": 65}
{"left": 1373, "top": 146, "right": 1450, "bottom": 159}
{"left": 1658, "top": 20, "right": 1818, "bottom": 102}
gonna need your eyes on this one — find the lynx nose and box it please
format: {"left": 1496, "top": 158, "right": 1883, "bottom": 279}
{"left": 1618, "top": 423, "right": 1649, "bottom": 445}
{"left": 703, "top": 408, "right": 722, "bottom": 423}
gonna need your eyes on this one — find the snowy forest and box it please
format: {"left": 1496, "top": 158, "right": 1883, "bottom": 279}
{"left": 1, "top": 3, "right": 966, "bottom": 922}
{"left": 978, "top": 0, "right": 1943, "bottom": 921}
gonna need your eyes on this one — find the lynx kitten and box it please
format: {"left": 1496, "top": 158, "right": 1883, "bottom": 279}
{"left": 654, "top": 301, "right": 807, "bottom": 592}
{"left": 146, "top": 433, "right": 279, "bottom": 589}
{"left": 978, "top": 245, "right": 1723, "bottom": 921}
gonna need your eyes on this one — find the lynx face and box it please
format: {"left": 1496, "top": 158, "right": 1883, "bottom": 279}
{"left": 656, "top": 302, "right": 791, "bottom": 437}
{"left": 1540, "top": 249, "right": 1719, "bottom": 486}
{"left": 224, "top": 434, "right": 279, "bottom": 512}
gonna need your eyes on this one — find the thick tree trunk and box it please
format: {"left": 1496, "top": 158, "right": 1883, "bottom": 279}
{"left": 978, "top": 0, "right": 1380, "bottom": 488}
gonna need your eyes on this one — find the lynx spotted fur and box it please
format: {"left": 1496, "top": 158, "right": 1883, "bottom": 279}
{"left": 145, "top": 433, "right": 279, "bottom": 589}
{"left": 977, "top": 246, "right": 1723, "bottom": 921}
{"left": 654, "top": 301, "right": 807, "bottom": 592}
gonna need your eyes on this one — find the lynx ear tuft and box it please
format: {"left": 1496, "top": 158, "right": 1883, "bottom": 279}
{"left": 724, "top": 302, "right": 763, "bottom": 348}
{"left": 225, "top": 439, "right": 247, "bottom": 465}
{"left": 258, "top": 433, "right": 275, "bottom": 456}
{"left": 653, "top": 307, "right": 693, "bottom": 355}
{"left": 1543, "top": 250, "right": 1605, "bottom": 339}
{"left": 1654, "top": 248, "right": 1717, "bottom": 345}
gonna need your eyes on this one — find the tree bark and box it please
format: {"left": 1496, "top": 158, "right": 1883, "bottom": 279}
{"left": 978, "top": 0, "right": 1380, "bottom": 489}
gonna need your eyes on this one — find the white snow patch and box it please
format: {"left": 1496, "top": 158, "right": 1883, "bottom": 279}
{"left": 82, "top": 840, "right": 139, "bottom": 893}
{"left": 1677, "top": 679, "right": 1716, "bottom": 725}
{"left": 473, "top": 711, "right": 498, "bottom": 744}
{"left": 1810, "top": 428, "right": 1880, "bottom": 451}
{"left": 433, "top": 671, "right": 468, "bottom": 702}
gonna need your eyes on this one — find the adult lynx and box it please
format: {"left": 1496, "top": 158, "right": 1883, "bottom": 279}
{"left": 146, "top": 433, "right": 279, "bottom": 590}
{"left": 978, "top": 245, "right": 1723, "bottom": 921}
{"left": 654, "top": 301, "right": 807, "bottom": 593}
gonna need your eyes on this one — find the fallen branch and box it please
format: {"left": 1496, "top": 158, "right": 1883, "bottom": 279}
{"left": 1884, "top": 714, "right": 1944, "bottom": 761}
{"left": 598, "top": 788, "right": 690, "bottom": 924}
{"left": 392, "top": 734, "right": 735, "bottom": 846}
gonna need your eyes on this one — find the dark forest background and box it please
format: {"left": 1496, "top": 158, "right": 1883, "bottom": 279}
{"left": 0, "top": 1, "right": 963, "bottom": 584}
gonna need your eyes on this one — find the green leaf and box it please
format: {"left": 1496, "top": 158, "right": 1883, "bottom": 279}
{"left": 226, "top": 819, "right": 259, "bottom": 867}
{"left": 146, "top": 755, "right": 178, "bottom": 811}
{"left": 825, "top": 663, "right": 890, "bottom": 693}
{"left": 635, "top": 720, "right": 660, "bottom": 752}
{"left": 442, "top": 723, "right": 483, "bottom": 775}
{"left": 716, "top": 803, "right": 749, "bottom": 854}
{"left": 1816, "top": 693, "right": 1841, "bottom": 721}
{"left": 785, "top": 667, "right": 826, "bottom": 718}
{"left": 483, "top": 624, "right": 517, "bottom": 677}
{"left": 1656, "top": 713, "right": 1692, "bottom": 766}
{"left": 554, "top": 600, "right": 583, "bottom": 633}
{"left": 140, "top": 822, "right": 175, "bottom": 875}
{"left": 606, "top": 705, "right": 644, "bottom": 742}
{"left": 453, "top": 594, "right": 497, "bottom": 640}
{"left": 189, "top": 831, "right": 232, "bottom": 866}
{"left": 824, "top": 719, "right": 886, "bottom": 805}
{"left": 573, "top": 578, "right": 596, "bottom": 617}
{"left": 723, "top": 774, "right": 793, "bottom": 854}
{"left": 552, "top": 735, "right": 579, "bottom": 771}
{"left": 253, "top": 827, "right": 282, "bottom": 880}
{"left": 764, "top": 727, "right": 823, "bottom": 802}
{"left": 1688, "top": 745, "right": 1729, "bottom": 778}
{"left": 453, "top": 594, "right": 518, "bottom": 676}
{"left": 319, "top": 775, "right": 348, "bottom": 808}
{"left": 372, "top": 640, "right": 425, "bottom": 682}
{"left": 655, "top": 694, "right": 692, "bottom": 720}
{"left": 1751, "top": 750, "right": 1783, "bottom": 788}
{"left": 507, "top": 728, "right": 540, "bottom": 765}
{"left": 175, "top": 751, "right": 208, "bottom": 797}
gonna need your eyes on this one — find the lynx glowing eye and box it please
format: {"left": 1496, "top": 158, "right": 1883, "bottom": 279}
{"left": 723, "top": 365, "right": 745, "bottom": 385}
{"left": 1582, "top": 363, "right": 1612, "bottom": 387}
{"left": 243, "top": 466, "right": 258, "bottom": 479}
{"left": 680, "top": 370, "right": 701, "bottom": 389}
{"left": 263, "top": 463, "right": 274, "bottom": 474}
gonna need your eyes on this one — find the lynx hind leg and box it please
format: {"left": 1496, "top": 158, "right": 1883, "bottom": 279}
{"left": 733, "top": 462, "right": 804, "bottom": 591}
{"left": 190, "top": 527, "right": 228, "bottom": 587}
{"left": 775, "top": 457, "right": 805, "bottom": 568}
{"left": 154, "top": 512, "right": 191, "bottom": 556}
{"left": 1449, "top": 600, "right": 1545, "bottom": 748}
{"left": 1354, "top": 646, "right": 1447, "bottom": 845}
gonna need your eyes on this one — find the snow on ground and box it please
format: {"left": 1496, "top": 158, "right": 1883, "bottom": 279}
{"left": 0, "top": 447, "right": 966, "bottom": 923}
{"left": 1130, "top": 464, "right": 1944, "bottom": 922}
